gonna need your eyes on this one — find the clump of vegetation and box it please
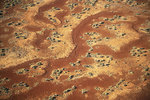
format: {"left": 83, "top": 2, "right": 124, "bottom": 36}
{"left": 0, "top": 86, "right": 11, "bottom": 97}
{"left": 0, "top": 77, "right": 10, "bottom": 85}
{"left": 130, "top": 47, "right": 149, "bottom": 57}
{"left": 63, "top": 85, "right": 77, "bottom": 94}
{"left": 0, "top": 10, "right": 3, "bottom": 18}
{"left": 4, "top": 0, "right": 22, "bottom": 8}
{"left": 51, "top": 69, "right": 64, "bottom": 79}
{"left": 81, "top": 89, "right": 88, "bottom": 94}
{"left": 48, "top": 94, "right": 60, "bottom": 100}
{"left": 0, "top": 48, "right": 8, "bottom": 57}
{"left": 16, "top": 68, "right": 29, "bottom": 75}
{"left": 12, "top": 82, "right": 30, "bottom": 94}
{"left": 15, "top": 32, "right": 28, "bottom": 39}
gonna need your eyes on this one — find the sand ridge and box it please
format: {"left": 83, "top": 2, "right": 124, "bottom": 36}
{"left": 0, "top": 0, "right": 150, "bottom": 100}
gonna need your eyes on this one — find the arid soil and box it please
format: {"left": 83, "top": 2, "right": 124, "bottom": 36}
{"left": 0, "top": 0, "right": 150, "bottom": 100}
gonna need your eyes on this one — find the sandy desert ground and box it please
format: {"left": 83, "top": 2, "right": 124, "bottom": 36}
{"left": 0, "top": 0, "right": 150, "bottom": 100}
